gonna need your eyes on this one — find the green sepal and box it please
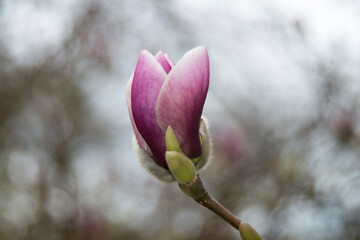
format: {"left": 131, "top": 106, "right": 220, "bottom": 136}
{"left": 165, "top": 151, "right": 197, "bottom": 184}
{"left": 165, "top": 125, "right": 202, "bottom": 165}
{"left": 165, "top": 126, "right": 182, "bottom": 153}
{"left": 239, "top": 222, "right": 262, "bottom": 240}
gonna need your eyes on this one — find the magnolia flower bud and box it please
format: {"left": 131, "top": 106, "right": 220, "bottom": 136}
{"left": 127, "top": 47, "right": 212, "bottom": 182}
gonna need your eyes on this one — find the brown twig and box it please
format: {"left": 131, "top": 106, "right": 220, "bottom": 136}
{"left": 179, "top": 175, "right": 241, "bottom": 230}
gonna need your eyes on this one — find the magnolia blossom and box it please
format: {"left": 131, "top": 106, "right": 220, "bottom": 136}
{"left": 126, "top": 46, "right": 211, "bottom": 181}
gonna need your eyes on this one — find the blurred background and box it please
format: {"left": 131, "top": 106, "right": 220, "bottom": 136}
{"left": 0, "top": 0, "right": 359, "bottom": 239}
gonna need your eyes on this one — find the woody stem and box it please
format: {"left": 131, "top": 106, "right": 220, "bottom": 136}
{"left": 178, "top": 175, "right": 241, "bottom": 230}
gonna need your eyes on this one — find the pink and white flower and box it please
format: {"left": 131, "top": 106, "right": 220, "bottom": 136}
{"left": 126, "top": 46, "right": 210, "bottom": 170}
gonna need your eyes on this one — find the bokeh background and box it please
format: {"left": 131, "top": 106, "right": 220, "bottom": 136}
{"left": 1, "top": 0, "right": 360, "bottom": 239}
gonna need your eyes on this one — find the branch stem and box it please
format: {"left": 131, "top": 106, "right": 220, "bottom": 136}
{"left": 195, "top": 191, "right": 241, "bottom": 229}
{"left": 178, "top": 175, "right": 241, "bottom": 230}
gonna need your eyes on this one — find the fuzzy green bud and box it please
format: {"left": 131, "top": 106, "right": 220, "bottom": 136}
{"left": 165, "top": 151, "right": 197, "bottom": 184}
{"left": 239, "top": 222, "right": 262, "bottom": 240}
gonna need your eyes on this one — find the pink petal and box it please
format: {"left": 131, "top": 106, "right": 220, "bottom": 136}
{"left": 164, "top": 53, "right": 175, "bottom": 68}
{"left": 155, "top": 51, "right": 172, "bottom": 74}
{"left": 156, "top": 46, "right": 209, "bottom": 159}
{"left": 131, "top": 50, "right": 168, "bottom": 167}
{"left": 126, "top": 74, "right": 147, "bottom": 150}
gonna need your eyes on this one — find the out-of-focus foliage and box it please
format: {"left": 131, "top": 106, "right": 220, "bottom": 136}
{"left": 0, "top": 0, "right": 359, "bottom": 240}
